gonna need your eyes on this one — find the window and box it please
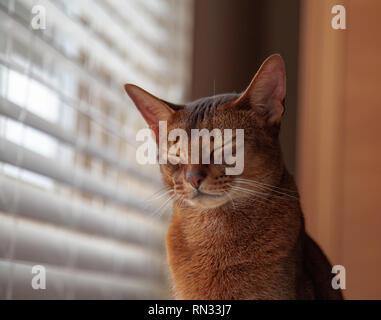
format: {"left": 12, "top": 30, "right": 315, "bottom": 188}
{"left": 0, "top": 0, "right": 193, "bottom": 299}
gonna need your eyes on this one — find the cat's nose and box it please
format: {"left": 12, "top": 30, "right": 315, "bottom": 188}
{"left": 185, "top": 166, "right": 206, "bottom": 190}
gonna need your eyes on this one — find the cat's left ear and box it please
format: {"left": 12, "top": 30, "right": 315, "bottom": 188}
{"left": 124, "top": 84, "right": 179, "bottom": 139}
{"left": 237, "top": 54, "right": 286, "bottom": 126}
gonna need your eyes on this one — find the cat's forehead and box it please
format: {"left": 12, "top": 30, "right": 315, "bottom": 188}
{"left": 185, "top": 93, "right": 238, "bottom": 111}
{"left": 180, "top": 93, "right": 239, "bottom": 128}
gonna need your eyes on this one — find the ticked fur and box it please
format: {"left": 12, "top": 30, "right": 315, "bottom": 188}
{"left": 125, "top": 54, "right": 343, "bottom": 300}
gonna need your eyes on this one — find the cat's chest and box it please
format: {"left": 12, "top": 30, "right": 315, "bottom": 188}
{"left": 167, "top": 227, "right": 266, "bottom": 299}
{"left": 168, "top": 244, "right": 296, "bottom": 300}
{"left": 166, "top": 210, "right": 273, "bottom": 272}
{"left": 166, "top": 210, "right": 300, "bottom": 299}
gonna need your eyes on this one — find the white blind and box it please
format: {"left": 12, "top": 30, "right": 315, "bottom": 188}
{"left": 0, "top": 0, "right": 193, "bottom": 299}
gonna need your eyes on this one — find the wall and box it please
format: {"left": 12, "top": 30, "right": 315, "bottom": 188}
{"left": 191, "top": 0, "right": 300, "bottom": 173}
{"left": 298, "top": 0, "right": 381, "bottom": 299}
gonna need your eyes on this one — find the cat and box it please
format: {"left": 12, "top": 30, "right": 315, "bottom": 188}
{"left": 124, "top": 54, "right": 343, "bottom": 300}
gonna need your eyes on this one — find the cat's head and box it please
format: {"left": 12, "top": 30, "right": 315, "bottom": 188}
{"left": 125, "top": 54, "right": 286, "bottom": 209}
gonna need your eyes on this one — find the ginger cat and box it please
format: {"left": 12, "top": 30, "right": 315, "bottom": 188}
{"left": 124, "top": 55, "right": 343, "bottom": 300}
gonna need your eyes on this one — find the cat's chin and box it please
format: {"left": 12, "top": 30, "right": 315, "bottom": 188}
{"left": 186, "top": 192, "right": 231, "bottom": 209}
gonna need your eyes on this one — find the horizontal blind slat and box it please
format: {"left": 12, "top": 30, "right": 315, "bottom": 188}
{"left": 0, "top": 137, "right": 151, "bottom": 213}
{"left": 0, "top": 5, "right": 140, "bottom": 113}
{"left": 0, "top": 213, "right": 164, "bottom": 282}
{"left": 0, "top": 174, "right": 164, "bottom": 249}
{"left": 0, "top": 96, "right": 161, "bottom": 186}
{"left": 0, "top": 54, "right": 137, "bottom": 145}
{"left": 17, "top": 0, "right": 158, "bottom": 90}
{"left": 0, "top": 259, "right": 165, "bottom": 299}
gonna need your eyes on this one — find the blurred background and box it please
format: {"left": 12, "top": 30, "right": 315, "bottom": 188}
{"left": 0, "top": 0, "right": 379, "bottom": 299}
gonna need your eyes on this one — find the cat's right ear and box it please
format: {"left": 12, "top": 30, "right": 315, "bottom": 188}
{"left": 124, "top": 84, "right": 175, "bottom": 138}
{"left": 236, "top": 54, "right": 286, "bottom": 126}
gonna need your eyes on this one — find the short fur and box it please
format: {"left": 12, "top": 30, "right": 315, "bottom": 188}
{"left": 125, "top": 55, "right": 343, "bottom": 300}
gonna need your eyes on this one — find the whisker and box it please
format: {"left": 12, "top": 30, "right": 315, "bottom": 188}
{"left": 143, "top": 188, "right": 170, "bottom": 203}
{"left": 224, "top": 190, "right": 236, "bottom": 211}
{"left": 232, "top": 183, "right": 295, "bottom": 204}
{"left": 173, "top": 193, "right": 185, "bottom": 207}
{"left": 235, "top": 178, "right": 299, "bottom": 194}
{"left": 150, "top": 194, "right": 175, "bottom": 218}
{"left": 157, "top": 197, "right": 174, "bottom": 218}
{"left": 235, "top": 179, "right": 299, "bottom": 200}
{"left": 236, "top": 185, "right": 297, "bottom": 199}
{"left": 143, "top": 190, "right": 174, "bottom": 211}
{"left": 231, "top": 189, "right": 269, "bottom": 207}
{"left": 230, "top": 185, "right": 270, "bottom": 199}
{"left": 229, "top": 185, "right": 270, "bottom": 206}
{"left": 145, "top": 192, "right": 172, "bottom": 206}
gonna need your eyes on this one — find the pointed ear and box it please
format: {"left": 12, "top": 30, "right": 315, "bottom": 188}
{"left": 238, "top": 54, "right": 286, "bottom": 126}
{"left": 124, "top": 84, "right": 175, "bottom": 137}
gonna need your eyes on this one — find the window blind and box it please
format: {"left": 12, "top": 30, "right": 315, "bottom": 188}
{"left": 0, "top": 0, "right": 193, "bottom": 299}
